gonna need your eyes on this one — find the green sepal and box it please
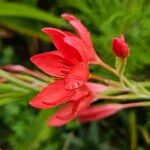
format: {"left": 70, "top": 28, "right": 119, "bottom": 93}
{"left": 115, "top": 57, "right": 127, "bottom": 75}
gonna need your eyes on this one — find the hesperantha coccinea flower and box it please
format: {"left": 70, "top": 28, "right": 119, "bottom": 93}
{"left": 29, "top": 13, "right": 104, "bottom": 127}
{"left": 29, "top": 13, "right": 150, "bottom": 127}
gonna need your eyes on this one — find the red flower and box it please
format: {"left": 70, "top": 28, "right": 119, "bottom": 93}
{"left": 29, "top": 49, "right": 90, "bottom": 108}
{"left": 61, "top": 13, "right": 100, "bottom": 63}
{"left": 42, "top": 13, "right": 100, "bottom": 64}
{"left": 47, "top": 83, "right": 109, "bottom": 127}
{"left": 29, "top": 13, "right": 103, "bottom": 126}
{"left": 47, "top": 91, "right": 93, "bottom": 127}
{"left": 112, "top": 35, "right": 129, "bottom": 58}
{"left": 29, "top": 13, "right": 112, "bottom": 127}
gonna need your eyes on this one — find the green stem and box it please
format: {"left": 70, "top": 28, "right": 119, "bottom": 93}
{"left": 122, "top": 101, "right": 150, "bottom": 109}
{"left": 129, "top": 111, "right": 137, "bottom": 150}
{"left": 97, "top": 60, "right": 150, "bottom": 97}
{"left": 97, "top": 60, "right": 135, "bottom": 88}
{"left": 137, "top": 81, "right": 150, "bottom": 87}
{"left": 96, "top": 93, "right": 149, "bottom": 100}
{"left": 13, "top": 74, "right": 47, "bottom": 86}
{"left": 0, "top": 69, "right": 39, "bottom": 91}
{"left": 90, "top": 74, "right": 121, "bottom": 87}
{"left": 97, "top": 59, "right": 119, "bottom": 76}
{"left": 135, "top": 83, "right": 150, "bottom": 96}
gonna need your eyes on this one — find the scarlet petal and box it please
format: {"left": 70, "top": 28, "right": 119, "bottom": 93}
{"left": 61, "top": 13, "right": 92, "bottom": 45}
{"left": 61, "top": 13, "right": 98, "bottom": 63}
{"left": 52, "top": 102, "right": 76, "bottom": 119}
{"left": 47, "top": 112, "right": 74, "bottom": 127}
{"left": 29, "top": 80, "right": 75, "bottom": 109}
{"left": 42, "top": 28, "right": 82, "bottom": 64}
{"left": 65, "top": 62, "right": 89, "bottom": 90}
{"left": 30, "top": 51, "right": 72, "bottom": 78}
{"left": 64, "top": 36, "right": 88, "bottom": 62}
{"left": 86, "top": 82, "right": 109, "bottom": 94}
{"left": 79, "top": 104, "right": 123, "bottom": 122}
{"left": 57, "top": 91, "right": 93, "bottom": 120}
{"left": 70, "top": 85, "right": 90, "bottom": 101}
{"left": 71, "top": 91, "right": 93, "bottom": 115}
{"left": 47, "top": 91, "right": 93, "bottom": 127}
{"left": 47, "top": 102, "right": 77, "bottom": 127}
{"left": 63, "top": 31, "right": 76, "bottom": 37}
{"left": 29, "top": 100, "right": 51, "bottom": 109}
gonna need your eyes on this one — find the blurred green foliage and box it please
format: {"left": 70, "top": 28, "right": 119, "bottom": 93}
{"left": 0, "top": 0, "right": 150, "bottom": 149}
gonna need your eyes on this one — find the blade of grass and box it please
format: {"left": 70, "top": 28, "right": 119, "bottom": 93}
{"left": 129, "top": 111, "right": 137, "bottom": 150}
{"left": 20, "top": 109, "right": 56, "bottom": 150}
{"left": 0, "top": 2, "right": 64, "bottom": 26}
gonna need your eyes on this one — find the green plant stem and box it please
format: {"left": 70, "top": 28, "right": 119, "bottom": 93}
{"left": 97, "top": 59, "right": 133, "bottom": 87}
{"left": 129, "top": 111, "right": 137, "bottom": 150}
{"left": 13, "top": 73, "right": 47, "bottom": 86}
{"left": 139, "top": 127, "right": 150, "bottom": 144}
{"left": 27, "top": 70, "right": 53, "bottom": 83}
{"left": 96, "top": 60, "right": 150, "bottom": 97}
{"left": 0, "top": 69, "right": 39, "bottom": 91}
{"left": 96, "top": 93, "right": 149, "bottom": 100}
{"left": 135, "top": 82, "right": 150, "bottom": 96}
{"left": 90, "top": 74, "right": 121, "bottom": 87}
{"left": 122, "top": 101, "right": 150, "bottom": 108}
{"left": 137, "top": 81, "right": 150, "bottom": 87}
{"left": 100, "top": 87, "right": 130, "bottom": 95}
{"left": 0, "top": 92, "right": 27, "bottom": 98}
{"left": 97, "top": 58, "right": 119, "bottom": 76}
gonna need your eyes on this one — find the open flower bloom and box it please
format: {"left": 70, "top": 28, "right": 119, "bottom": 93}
{"left": 29, "top": 13, "right": 104, "bottom": 126}
{"left": 28, "top": 13, "right": 142, "bottom": 127}
{"left": 29, "top": 47, "right": 90, "bottom": 108}
{"left": 47, "top": 83, "right": 109, "bottom": 127}
{"left": 47, "top": 88, "right": 144, "bottom": 127}
{"left": 43, "top": 13, "right": 100, "bottom": 64}
{"left": 47, "top": 91, "right": 94, "bottom": 127}
{"left": 112, "top": 35, "right": 129, "bottom": 58}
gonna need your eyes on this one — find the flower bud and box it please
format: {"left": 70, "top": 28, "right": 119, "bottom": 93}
{"left": 112, "top": 35, "right": 129, "bottom": 58}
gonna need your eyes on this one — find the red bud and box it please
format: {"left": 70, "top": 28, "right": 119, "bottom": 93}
{"left": 112, "top": 35, "right": 129, "bottom": 58}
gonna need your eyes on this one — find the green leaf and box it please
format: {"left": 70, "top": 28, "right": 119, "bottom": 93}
{"left": 0, "top": 2, "right": 64, "bottom": 26}
{"left": 129, "top": 111, "right": 137, "bottom": 150}
{"left": 0, "top": 47, "right": 14, "bottom": 65}
{"left": 0, "top": 69, "right": 40, "bottom": 91}
{"left": 0, "top": 17, "right": 49, "bottom": 41}
{"left": 0, "top": 91, "right": 36, "bottom": 106}
{"left": 19, "top": 0, "right": 38, "bottom": 6}
{"left": 0, "top": 98, "right": 20, "bottom": 106}
{"left": 19, "top": 109, "right": 56, "bottom": 150}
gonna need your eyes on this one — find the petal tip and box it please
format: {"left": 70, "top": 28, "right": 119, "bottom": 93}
{"left": 29, "top": 101, "right": 36, "bottom": 108}
{"left": 41, "top": 27, "right": 49, "bottom": 33}
{"left": 47, "top": 118, "right": 62, "bottom": 127}
{"left": 61, "top": 13, "right": 79, "bottom": 22}
{"left": 42, "top": 27, "right": 60, "bottom": 34}
{"left": 30, "top": 55, "right": 35, "bottom": 63}
{"left": 61, "top": 13, "right": 71, "bottom": 18}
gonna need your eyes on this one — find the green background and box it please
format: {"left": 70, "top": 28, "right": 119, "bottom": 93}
{"left": 0, "top": 0, "right": 149, "bottom": 149}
